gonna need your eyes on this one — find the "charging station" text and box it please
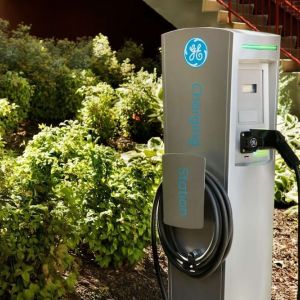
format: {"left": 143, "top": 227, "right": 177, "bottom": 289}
{"left": 177, "top": 167, "right": 189, "bottom": 217}
{"left": 188, "top": 83, "right": 202, "bottom": 147}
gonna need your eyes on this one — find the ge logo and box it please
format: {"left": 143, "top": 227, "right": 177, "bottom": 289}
{"left": 250, "top": 138, "right": 258, "bottom": 148}
{"left": 184, "top": 38, "right": 208, "bottom": 68}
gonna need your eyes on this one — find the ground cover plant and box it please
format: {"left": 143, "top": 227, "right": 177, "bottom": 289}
{"left": 275, "top": 70, "right": 300, "bottom": 209}
{"left": 0, "top": 18, "right": 298, "bottom": 299}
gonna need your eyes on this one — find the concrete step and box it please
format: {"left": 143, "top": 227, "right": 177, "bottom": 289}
{"left": 217, "top": 9, "right": 240, "bottom": 24}
{"left": 234, "top": 3, "right": 255, "bottom": 15}
{"left": 218, "top": 10, "right": 265, "bottom": 25}
{"left": 231, "top": 21, "right": 250, "bottom": 30}
{"left": 280, "top": 48, "right": 300, "bottom": 60}
{"left": 218, "top": 10, "right": 269, "bottom": 27}
{"left": 257, "top": 24, "right": 283, "bottom": 34}
{"left": 223, "top": 0, "right": 256, "bottom": 3}
{"left": 281, "top": 59, "right": 300, "bottom": 72}
{"left": 240, "top": 14, "right": 269, "bottom": 26}
{"left": 279, "top": 1, "right": 300, "bottom": 17}
{"left": 203, "top": 1, "right": 254, "bottom": 14}
{"left": 219, "top": 1, "right": 255, "bottom": 14}
{"left": 281, "top": 36, "right": 298, "bottom": 48}
{"left": 202, "top": 0, "right": 223, "bottom": 12}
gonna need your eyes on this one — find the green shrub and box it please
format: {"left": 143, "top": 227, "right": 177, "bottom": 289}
{"left": 44, "top": 37, "right": 94, "bottom": 71}
{"left": 275, "top": 69, "right": 299, "bottom": 209}
{"left": 0, "top": 98, "right": 19, "bottom": 149}
{"left": 116, "top": 70, "right": 163, "bottom": 142}
{"left": 275, "top": 113, "right": 300, "bottom": 206}
{"left": 0, "top": 199, "right": 78, "bottom": 299}
{"left": 0, "top": 120, "right": 162, "bottom": 297}
{"left": 0, "top": 152, "right": 16, "bottom": 196}
{"left": 29, "top": 66, "right": 97, "bottom": 122}
{"left": 0, "top": 98, "right": 19, "bottom": 133}
{"left": 0, "top": 19, "right": 165, "bottom": 123}
{"left": 0, "top": 21, "right": 98, "bottom": 122}
{"left": 0, "top": 71, "right": 32, "bottom": 121}
{"left": 44, "top": 34, "right": 134, "bottom": 87}
{"left": 116, "top": 40, "right": 160, "bottom": 73}
{"left": 0, "top": 122, "right": 106, "bottom": 298}
{"left": 65, "top": 38, "right": 94, "bottom": 70}
{"left": 84, "top": 137, "right": 162, "bottom": 267}
{"left": 24, "top": 122, "right": 162, "bottom": 267}
{"left": 277, "top": 69, "right": 294, "bottom": 116}
{"left": 0, "top": 124, "right": 84, "bottom": 298}
{"left": 91, "top": 34, "right": 134, "bottom": 87}
{"left": 77, "top": 82, "right": 117, "bottom": 144}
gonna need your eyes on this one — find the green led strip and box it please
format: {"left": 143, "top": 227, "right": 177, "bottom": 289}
{"left": 242, "top": 44, "right": 278, "bottom": 51}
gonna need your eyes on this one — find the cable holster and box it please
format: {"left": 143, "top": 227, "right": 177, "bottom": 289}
{"left": 240, "top": 129, "right": 300, "bottom": 170}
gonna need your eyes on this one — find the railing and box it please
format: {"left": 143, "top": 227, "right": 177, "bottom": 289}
{"left": 216, "top": 0, "right": 300, "bottom": 65}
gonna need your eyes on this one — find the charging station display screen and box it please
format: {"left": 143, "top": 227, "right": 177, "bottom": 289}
{"left": 242, "top": 84, "right": 257, "bottom": 93}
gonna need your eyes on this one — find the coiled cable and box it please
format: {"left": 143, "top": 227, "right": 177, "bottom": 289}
{"left": 151, "top": 171, "right": 233, "bottom": 300}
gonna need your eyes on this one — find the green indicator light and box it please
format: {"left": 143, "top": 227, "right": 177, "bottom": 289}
{"left": 253, "top": 150, "right": 269, "bottom": 158}
{"left": 242, "top": 44, "right": 277, "bottom": 51}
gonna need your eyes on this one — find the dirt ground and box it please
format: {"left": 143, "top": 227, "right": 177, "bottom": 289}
{"left": 66, "top": 208, "right": 298, "bottom": 300}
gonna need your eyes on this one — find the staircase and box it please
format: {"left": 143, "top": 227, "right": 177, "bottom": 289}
{"left": 142, "top": 0, "right": 300, "bottom": 116}
{"left": 217, "top": 0, "right": 300, "bottom": 71}
{"left": 143, "top": 0, "right": 300, "bottom": 69}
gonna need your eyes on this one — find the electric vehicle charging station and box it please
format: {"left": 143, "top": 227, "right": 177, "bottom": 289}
{"left": 151, "top": 27, "right": 300, "bottom": 300}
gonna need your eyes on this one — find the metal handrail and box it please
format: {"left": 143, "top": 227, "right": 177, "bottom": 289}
{"left": 216, "top": 0, "right": 300, "bottom": 65}
{"left": 283, "top": 0, "right": 300, "bottom": 15}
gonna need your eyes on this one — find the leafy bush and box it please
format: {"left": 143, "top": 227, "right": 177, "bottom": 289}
{"left": 0, "top": 71, "right": 33, "bottom": 121}
{"left": 0, "top": 21, "right": 98, "bottom": 122}
{"left": 43, "top": 38, "right": 93, "bottom": 71}
{"left": 116, "top": 70, "right": 163, "bottom": 142}
{"left": 277, "top": 69, "right": 294, "bottom": 116}
{"left": 85, "top": 137, "right": 163, "bottom": 267}
{"left": 0, "top": 120, "right": 162, "bottom": 297}
{"left": 0, "top": 19, "right": 165, "bottom": 123}
{"left": 273, "top": 69, "right": 299, "bottom": 209}
{"left": 0, "top": 199, "right": 78, "bottom": 299}
{"left": 0, "top": 98, "right": 19, "bottom": 134}
{"left": 77, "top": 82, "right": 117, "bottom": 144}
{"left": 275, "top": 113, "right": 300, "bottom": 207}
{"left": 116, "top": 40, "right": 160, "bottom": 73}
{"left": 28, "top": 65, "right": 97, "bottom": 122}
{"left": 0, "top": 98, "right": 19, "bottom": 150}
{"left": 91, "top": 34, "right": 133, "bottom": 87}
{"left": 0, "top": 191, "right": 77, "bottom": 297}
{"left": 0, "top": 123, "right": 86, "bottom": 298}
{"left": 77, "top": 70, "right": 163, "bottom": 145}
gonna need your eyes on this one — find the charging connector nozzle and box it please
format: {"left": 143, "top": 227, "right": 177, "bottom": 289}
{"left": 240, "top": 129, "right": 300, "bottom": 170}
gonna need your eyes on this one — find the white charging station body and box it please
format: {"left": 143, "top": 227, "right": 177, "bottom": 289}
{"left": 162, "top": 28, "right": 280, "bottom": 300}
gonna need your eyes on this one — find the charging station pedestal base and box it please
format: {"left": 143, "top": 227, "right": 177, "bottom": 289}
{"left": 161, "top": 28, "right": 280, "bottom": 300}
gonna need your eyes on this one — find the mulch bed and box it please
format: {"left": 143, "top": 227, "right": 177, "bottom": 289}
{"left": 66, "top": 208, "right": 298, "bottom": 300}
{"left": 272, "top": 209, "right": 298, "bottom": 300}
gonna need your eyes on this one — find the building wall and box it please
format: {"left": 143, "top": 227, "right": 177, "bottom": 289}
{"left": 0, "top": 0, "right": 174, "bottom": 56}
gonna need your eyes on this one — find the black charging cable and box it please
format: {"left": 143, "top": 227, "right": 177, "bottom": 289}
{"left": 151, "top": 171, "right": 233, "bottom": 300}
{"left": 240, "top": 129, "right": 300, "bottom": 300}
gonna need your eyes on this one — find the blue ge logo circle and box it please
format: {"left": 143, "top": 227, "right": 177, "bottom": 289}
{"left": 184, "top": 37, "right": 208, "bottom": 68}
